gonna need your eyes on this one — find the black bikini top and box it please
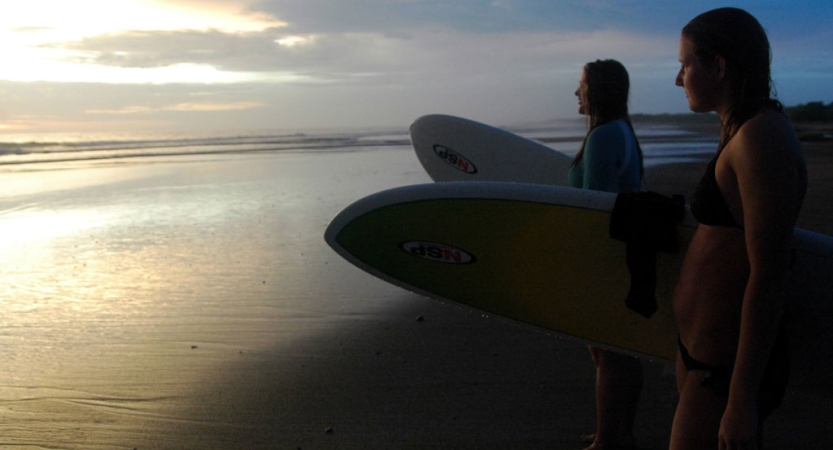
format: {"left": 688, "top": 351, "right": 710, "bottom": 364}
{"left": 691, "top": 154, "right": 742, "bottom": 228}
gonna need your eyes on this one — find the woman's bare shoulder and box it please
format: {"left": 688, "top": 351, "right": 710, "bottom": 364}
{"left": 728, "top": 110, "right": 802, "bottom": 163}
{"left": 738, "top": 110, "right": 800, "bottom": 148}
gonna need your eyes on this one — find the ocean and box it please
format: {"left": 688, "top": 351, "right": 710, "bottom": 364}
{"left": 0, "top": 120, "right": 718, "bottom": 171}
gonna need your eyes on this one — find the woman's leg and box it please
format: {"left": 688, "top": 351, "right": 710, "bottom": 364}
{"left": 587, "top": 346, "right": 643, "bottom": 449}
{"left": 670, "top": 350, "right": 727, "bottom": 450}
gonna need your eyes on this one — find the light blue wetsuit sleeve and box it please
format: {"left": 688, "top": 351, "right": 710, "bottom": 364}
{"left": 567, "top": 120, "right": 641, "bottom": 193}
{"left": 581, "top": 123, "right": 625, "bottom": 192}
{"left": 568, "top": 120, "right": 641, "bottom": 193}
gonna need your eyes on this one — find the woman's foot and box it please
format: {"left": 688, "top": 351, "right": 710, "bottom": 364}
{"left": 580, "top": 433, "right": 638, "bottom": 450}
{"left": 581, "top": 443, "right": 638, "bottom": 450}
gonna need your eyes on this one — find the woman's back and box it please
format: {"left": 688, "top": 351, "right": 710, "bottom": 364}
{"left": 568, "top": 119, "right": 641, "bottom": 193}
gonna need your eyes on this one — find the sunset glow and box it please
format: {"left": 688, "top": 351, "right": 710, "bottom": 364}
{"left": 0, "top": 0, "right": 829, "bottom": 133}
{"left": 0, "top": 0, "right": 285, "bottom": 84}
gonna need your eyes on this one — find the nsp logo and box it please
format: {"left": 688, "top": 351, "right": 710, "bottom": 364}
{"left": 400, "top": 241, "right": 476, "bottom": 264}
{"left": 433, "top": 144, "right": 477, "bottom": 174}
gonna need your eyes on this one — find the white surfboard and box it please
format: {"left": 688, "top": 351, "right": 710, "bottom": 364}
{"left": 325, "top": 181, "right": 833, "bottom": 389}
{"left": 409, "top": 114, "right": 574, "bottom": 185}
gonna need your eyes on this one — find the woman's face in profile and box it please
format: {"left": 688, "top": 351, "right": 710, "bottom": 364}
{"left": 575, "top": 69, "right": 590, "bottom": 116}
{"left": 676, "top": 35, "right": 722, "bottom": 113}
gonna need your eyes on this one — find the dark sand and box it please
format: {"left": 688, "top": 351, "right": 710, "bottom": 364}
{"left": 0, "top": 131, "right": 831, "bottom": 449}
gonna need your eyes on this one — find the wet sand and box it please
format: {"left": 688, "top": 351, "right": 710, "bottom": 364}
{"left": 0, "top": 134, "right": 831, "bottom": 449}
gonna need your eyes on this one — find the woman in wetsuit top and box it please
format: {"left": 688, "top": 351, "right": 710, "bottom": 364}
{"left": 671, "top": 8, "right": 807, "bottom": 450}
{"left": 569, "top": 59, "right": 644, "bottom": 450}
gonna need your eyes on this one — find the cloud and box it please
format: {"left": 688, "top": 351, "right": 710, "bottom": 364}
{"left": 11, "top": 26, "right": 55, "bottom": 33}
{"left": 245, "top": 0, "right": 833, "bottom": 39}
{"left": 57, "top": 29, "right": 286, "bottom": 70}
{"left": 249, "top": 0, "right": 632, "bottom": 34}
{"left": 0, "top": 81, "right": 277, "bottom": 133}
{"left": 21, "top": 0, "right": 829, "bottom": 89}
{"left": 85, "top": 101, "right": 264, "bottom": 114}
{"left": 2, "top": 0, "right": 830, "bottom": 133}
{"left": 56, "top": 25, "right": 674, "bottom": 85}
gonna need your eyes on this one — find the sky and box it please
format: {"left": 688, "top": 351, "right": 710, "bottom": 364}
{"left": 0, "top": 0, "right": 831, "bottom": 135}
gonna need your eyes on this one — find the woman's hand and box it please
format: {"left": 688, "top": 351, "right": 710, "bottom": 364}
{"left": 719, "top": 402, "right": 759, "bottom": 450}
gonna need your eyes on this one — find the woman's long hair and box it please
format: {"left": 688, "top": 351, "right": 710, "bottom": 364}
{"left": 682, "top": 7, "right": 782, "bottom": 152}
{"left": 572, "top": 59, "right": 643, "bottom": 176}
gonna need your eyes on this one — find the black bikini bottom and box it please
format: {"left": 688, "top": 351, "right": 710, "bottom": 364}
{"left": 678, "top": 330, "right": 790, "bottom": 418}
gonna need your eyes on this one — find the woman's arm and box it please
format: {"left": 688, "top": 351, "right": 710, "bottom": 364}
{"left": 581, "top": 124, "right": 625, "bottom": 192}
{"left": 719, "top": 112, "right": 805, "bottom": 448}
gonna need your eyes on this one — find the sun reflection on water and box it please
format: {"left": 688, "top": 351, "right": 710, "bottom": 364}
{"left": 0, "top": 148, "right": 433, "bottom": 447}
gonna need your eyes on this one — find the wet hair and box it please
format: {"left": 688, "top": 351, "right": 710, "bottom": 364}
{"left": 682, "top": 7, "right": 782, "bottom": 151}
{"left": 573, "top": 59, "right": 643, "bottom": 175}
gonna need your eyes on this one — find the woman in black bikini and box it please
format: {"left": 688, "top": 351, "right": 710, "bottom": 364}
{"left": 671, "top": 8, "right": 806, "bottom": 450}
